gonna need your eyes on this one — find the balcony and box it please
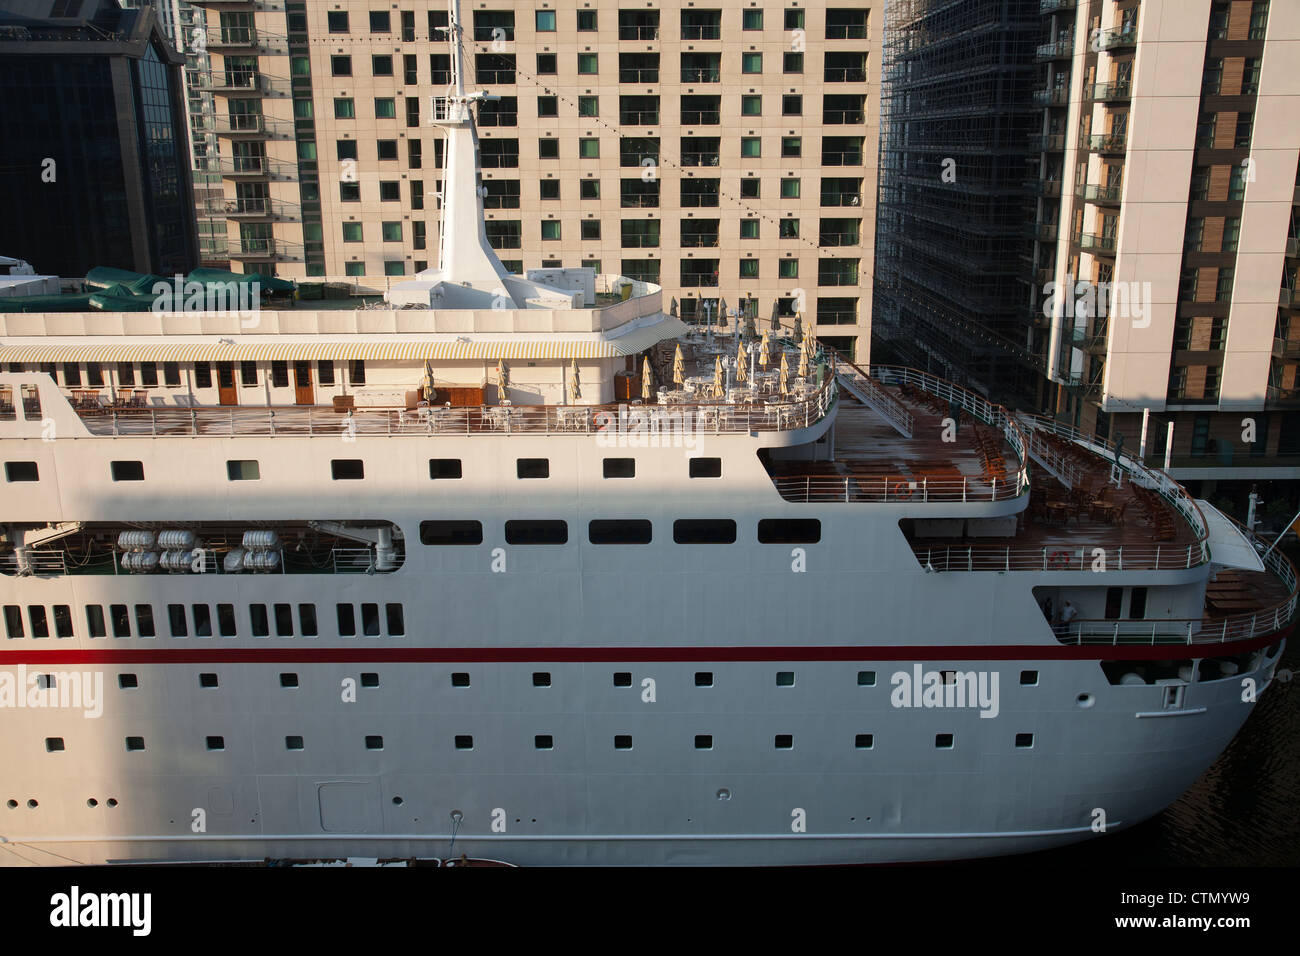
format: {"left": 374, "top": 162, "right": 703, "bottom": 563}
{"left": 1286, "top": 237, "right": 1299, "bottom": 259}
{"left": 193, "top": 114, "right": 293, "bottom": 138}
{"left": 823, "top": 67, "right": 868, "bottom": 83}
{"left": 1097, "top": 23, "right": 1138, "bottom": 51}
{"left": 680, "top": 150, "right": 720, "bottom": 167}
{"left": 618, "top": 25, "right": 659, "bottom": 41}
{"left": 619, "top": 109, "right": 659, "bottom": 125}
{"left": 1040, "top": 0, "right": 1076, "bottom": 11}
{"left": 820, "top": 190, "right": 862, "bottom": 207}
{"left": 1282, "top": 287, "right": 1297, "bottom": 309}
{"left": 1079, "top": 233, "right": 1117, "bottom": 255}
{"left": 823, "top": 107, "right": 866, "bottom": 124}
{"left": 1024, "top": 179, "right": 1063, "bottom": 198}
{"left": 818, "top": 230, "right": 861, "bottom": 247}
{"left": 198, "top": 197, "right": 298, "bottom": 220}
{"left": 205, "top": 26, "right": 286, "bottom": 51}
{"left": 1032, "top": 87, "right": 1070, "bottom": 107}
{"left": 223, "top": 238, "right": 303, "bottom": 261}
{"left": 1274, "top": 337, "right": 1300, "bottom": 359}
{"left": 1035, "top": 36, "right": 1074, "bottom": 60}
{"left": 1034, "top": 133, "right": 1066, "bottom": 151}
{"left": 195, "top": 156, "right": 296, "bottom": 179}
{"left": 189, "top": 70, "right": 284, "bottom": 96}
{"left": 1089, "top": 81, "right": 1131, "bottom": 101}
{"left": 1078, "top": 182, "right": 1123, "bottom": 205}
{"left": 680, "top": 68, "right": 720, "bottom": 83}
{"left": 680, "top": 109, "right": 719, "bottom": 125}
{"left": 680, "top": 232, "right": 719, "bottom": 248}
{"left": 1026, "top": 222, "right": 1059, "bottom": 242}
{"left": 1085, "top": 133, "right": 1127, "bottom": 153}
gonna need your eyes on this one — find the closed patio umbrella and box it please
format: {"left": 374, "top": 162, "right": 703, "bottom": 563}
{"left": 759, "top": 330, "right": 770, "bottom": 369}
{"left": 713, "top": 356, "right": 724, "bottom": 397}
{"left": 673, "top": 344, "right": 685, "bottom": 386}
{"left": 642, "top": 357, "right": 653, "bottom": 401}
{"left": 779, "top": 351, "right": 790, "bottom": 396}
{"left": 569, "top": 359, "right": 580, "bottom": 402}
{"left": 735, "top": 340, "right": 748, "bottom": 384}
{"left": 798, "top": 335, "right": 809, "bottom": 378}
{"left": 497, "top": 359, "right": 509, "bottom": 402}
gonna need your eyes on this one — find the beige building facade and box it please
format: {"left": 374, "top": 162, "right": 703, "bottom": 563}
{"left": 1032, "top": 0, "right": 1300, "bottom": 490}
{"left": 189, "top": 0, "right": 880, "bottom": 359}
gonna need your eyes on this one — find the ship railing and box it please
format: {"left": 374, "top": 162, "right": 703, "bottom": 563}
{"left": 914, "top": 542, "right": 1208, "bottom": 572}
{"left": 0, "top": 550, "right": 69, "bottom": 576}
{"left": 867, "top": 365, "right": 1031, "bottom": 496}
{"left": 1019, "top": 424, "right": 1087, "bottom": 488}
{"left": 775, "top": 474, "right": 1019, "bottom": 504}
{"left": 831, "top": 359, "right": 915, "bottom": 438}
{"left": 1018, "top": 413, "right": 1209, "bottom": 553}
{"left": 1055, "top": 605, "right": 1293, "bottom": 645}
{"left": 75, "top": 378, "right": 838, "bottom": 438}
{"left": 331, "top": 548, "right": 378, "bottom": 573}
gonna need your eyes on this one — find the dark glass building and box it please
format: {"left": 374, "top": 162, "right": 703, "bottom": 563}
{"left": 872, "top": 0, "right": 1044, "bottom": 408}
{"left": 0, "top": 0, "right": 197, "bottom": 277}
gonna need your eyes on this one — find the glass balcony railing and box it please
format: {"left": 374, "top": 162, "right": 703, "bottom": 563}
{"left": 1079, "top": 233, "right": 1118, "bottom": 255}
{"left": 1085, "top": 133, "right": 1127, "bottom": 152}
{"left": 1097, "top": 23, "right": 1138, "bottom": 51}
{"left": 1089, "top": 81, "right": 1131, "bottom": 101}
{"left": 1078, "top": 183, "right": 1123, "bottom": 204}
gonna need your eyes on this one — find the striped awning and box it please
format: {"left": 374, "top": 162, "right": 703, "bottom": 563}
{"left": 0, "top": 319, "right": 687, "bottom": 364}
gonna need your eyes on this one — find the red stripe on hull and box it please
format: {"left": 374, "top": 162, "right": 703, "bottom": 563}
{"left": 0, "top": 626, "right": 1288, "bottom": 665}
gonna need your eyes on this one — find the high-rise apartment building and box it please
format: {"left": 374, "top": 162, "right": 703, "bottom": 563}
{"left": 0, "top": 0, "right": 198, "bottom": 277}
{"left": 186, "top": 0, "right": 880, "bottom": 359}
{"left": 873, "top": 0, "right": 1044, "bottom": 408}
{"left": 877, "top": 0, "right": 1298, "bottom": 512}
{"left": 1028, "top": 0, "right": 1299, "bottom": 506}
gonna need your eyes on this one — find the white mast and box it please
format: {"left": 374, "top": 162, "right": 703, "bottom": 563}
{"left": 432, "top": 0, "right": 515, "bottom": 295}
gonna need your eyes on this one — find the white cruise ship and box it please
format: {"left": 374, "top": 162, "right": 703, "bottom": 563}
{"left": 0, "top": 3, "right": 1293, "bottom": 867}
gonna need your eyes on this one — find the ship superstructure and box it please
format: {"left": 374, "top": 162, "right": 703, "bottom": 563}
{"left": 0, "top": 1, "right": 1292, "bottom": 867}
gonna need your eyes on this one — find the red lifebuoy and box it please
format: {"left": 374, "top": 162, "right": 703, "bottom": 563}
{"left": 1048, "top": 550, "right": 1071, "bottom": 569}
{"left": 892, "top": 480, "right": 913, "bottom": 500}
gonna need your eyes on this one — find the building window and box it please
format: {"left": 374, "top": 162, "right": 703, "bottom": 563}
{"left": 784, "top": 52, "right": 803, "bottom": 73}
{"left": 779, "top": 259, "right": 799, "bottom": 279}
{"left": 539, "top": 138, "right": 559, "bottom": 159}
{"left": 327, "top": 11, "right": 348, "bottom": 32}
{"left": 740, "top": 178, "right": 760, "bottom": 198}
{"left": 371, "top": 55, "right": 393, "bottom": 77}
{"left": 781, "top": 136, "right": 802, "bottom": 158}
{"left": 782, "top": 94, "right": 802, "bottom": 116}
{"left": 382, "top": 221, "right": 403, "bottom": 241}
{"left": 536, "top": 10, "right": 556, "bottom": 31}
{"left": 342, "top": 222, "right": 363, "bottom": 243}
{"left": 741, "top": 95, "right": 762, "bottom": 116}
{"left": 374, "top": 97, "right": 396, "bottom": 119}
{"left": 537, "top": 53, "right": 556, "bottom": 75}
{"left": 580, "top": 220, "right": 601, "bottom": 241}
{"left": 331, "top": 56, "right": 351, "bottom": 77}
{"left": 578, "top": 54, "right": 599, "bottom": 75}
{"left": 742, "top": 53, "right": 762, "bottom": 74}
{"left": 739, "top": 260, "right": 759, "bottom": 279}
{"left": 541, "top": 221, "right": 561, "bottom": 241}
{"left": 740, "top": 137, "right": 761, "bottom": 158}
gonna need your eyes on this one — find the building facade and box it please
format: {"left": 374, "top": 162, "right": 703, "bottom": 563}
{"left": 873, "top": 0, "right": 1044, "bottom": 408}
{"left": 185, "top": 0, "right": 880, "bottom": 359}
{"left": 0, "top": 0, "right": 198, "bottom": 278}
{"left": 1030, "top": 0, "right": 1299, "bottom": 512}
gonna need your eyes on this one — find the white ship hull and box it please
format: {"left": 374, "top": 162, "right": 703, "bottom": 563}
{"left": 0, "top": 423, "right": 1288, "bottom": 865}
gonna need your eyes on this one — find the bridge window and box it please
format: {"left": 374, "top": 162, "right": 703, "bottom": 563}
{"left": 419, "top": 520, "right": 483, "bottom": 545}
{"left": 757, "top": 519, "right": 821, "bottom": 543}
{"left": 111, "top": 461, "right": 145, "bottom": 481}
{"left": 4, "top": 461, "right": 38, "bottom": 482}
{"left": 588, "top": 519, "right": 652, "bottom": 545}
{"left": 505, "top": 520, "right": 568, "bottom": 545}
